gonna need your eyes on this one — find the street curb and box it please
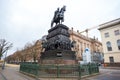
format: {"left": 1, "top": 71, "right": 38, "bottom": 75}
{"left": 102, "top": 67, "right": 120, "bottom": 70}
{"left": 19, "top": 71, "right": 36, "bottom": 77}
{"left": 19, "top": 71, "right": 39, "bottom": 79}
{"left": 81, "top": 73, "right": 100, "bottom": 79}
{"left": 20, "top": 71, "right": 100, "bottom": 80}
{"left": 0, "top": 72, "right": 8, "bottom": 80}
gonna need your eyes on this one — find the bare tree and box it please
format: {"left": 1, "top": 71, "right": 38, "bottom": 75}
{"left": 23, "top": 43, "right": 32, "bottom": 62}
{"left": 6, "top": 55, "right": 12, "bottom": 63}
{"left": 25, "top": 41, "right": 41, "bottom": 62}
{"left": 25, "top": 42, "right": 38, "bottom": 62}
{"left": 5, "top": 40, "right": 42, "bottom": 63}
{"left": 0, "top": 39, "right": 13, "bottom": 60}
{"left": 30, "top": 46, "right": 38, "bottom": 62}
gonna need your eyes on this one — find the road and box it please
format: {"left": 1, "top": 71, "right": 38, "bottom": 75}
{"left": 0, "top": 64, "right": 120, "bottom": 80}
{"left": 84, "top": 67, "right": 120, "bottom": 80}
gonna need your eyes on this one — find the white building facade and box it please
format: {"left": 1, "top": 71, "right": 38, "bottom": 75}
{"left": 99, "top": 18, "right": 120, "bottom": 63}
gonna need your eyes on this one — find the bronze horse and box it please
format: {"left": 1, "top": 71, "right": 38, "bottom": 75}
{"left": 51, "top": 6, "right": 66, "bottom": 27}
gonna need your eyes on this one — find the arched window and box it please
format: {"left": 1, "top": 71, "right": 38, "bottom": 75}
{"left": 106, "top": 41, "right": 112, "bottom": 51}
{"left": 117, "top": 39, "right": 120, "bottom": 50}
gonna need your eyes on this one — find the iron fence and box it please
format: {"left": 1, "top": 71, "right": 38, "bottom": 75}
{"left": 20, "top": 63, "right": 99, "bottom": 78}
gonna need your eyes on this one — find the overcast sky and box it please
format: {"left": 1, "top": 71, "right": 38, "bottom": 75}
{"left": 0, "top": 0, "right": 120, "bottom": 57}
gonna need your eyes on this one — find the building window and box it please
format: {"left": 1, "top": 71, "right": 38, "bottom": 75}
{"left": 84, "top": 43, "right": 86, "bottom": 48}
{"left": 109, "top": 57, "right": 114, "bottom": 63}
{"left": 114, "top": 30, "right": 120, "bottom": 35}
{"left": 87, "top": 44, "right": 89, "bottom": 48}
{"left": 117, "top": 39, "right": 120, "bottom": 50}
{"left": 106, "top": 41, "right": 112, "bottom": 51}
{"left": 80, "top": 42, "right": 83, "bottom": 51}
{"left": 104, "top": 32, "right": 109, "bottom": 38}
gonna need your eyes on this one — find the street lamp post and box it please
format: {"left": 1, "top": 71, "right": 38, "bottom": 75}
{"left": 2, "top": 51, "right": 7, "bottom": 70}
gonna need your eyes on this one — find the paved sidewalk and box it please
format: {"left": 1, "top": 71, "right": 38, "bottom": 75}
{"left": 2, "top": 64, "right": 119, "bottom": 80}
{"left": 0, "top": 64, "right": 36, "bottom": 80}
{"left": 0, "top": 64, "right": 82, "bottom": 80}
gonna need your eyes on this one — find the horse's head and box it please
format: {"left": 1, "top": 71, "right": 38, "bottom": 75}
{"left": 59, "top": 6, "right": 66, "bottom": 18}
{"left": 63, "top": 5, "right": 66, "bottom": 11}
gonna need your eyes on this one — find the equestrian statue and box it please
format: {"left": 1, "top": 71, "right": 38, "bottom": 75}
{"left": 51, "top": 6, "right": 66, "bottom": 27}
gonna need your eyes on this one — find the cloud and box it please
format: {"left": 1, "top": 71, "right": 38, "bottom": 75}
{"left": 0, "top": 0, "right": 120, "bottom": 56}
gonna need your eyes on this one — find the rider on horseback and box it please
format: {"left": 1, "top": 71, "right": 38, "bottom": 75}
{"left": 54, "top": 8, "right": 59, "bottom": 21}
{"left": 51, "top": 6, "right": 66, "bottom": 28}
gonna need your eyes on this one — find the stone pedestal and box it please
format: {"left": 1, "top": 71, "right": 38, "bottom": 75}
{"left": 40, "top": 24, "right": 76, "bottom": 65}
{"left": 41, "top": 49, "right": 76, "bottom": 65}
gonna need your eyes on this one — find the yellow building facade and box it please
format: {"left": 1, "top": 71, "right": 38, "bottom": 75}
{"left": 69, "top": 28, "right": 103, "bottom": 61}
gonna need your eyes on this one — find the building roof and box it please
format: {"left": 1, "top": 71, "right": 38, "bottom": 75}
{"left": 98, "top": 18, "right": 120, "bottom": 30}
{"left": 69, "top": 30, "right": 102, "bottom": 45}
